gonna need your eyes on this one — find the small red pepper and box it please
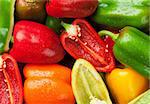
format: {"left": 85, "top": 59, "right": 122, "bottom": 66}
{"left": 0, "top": 54, "right": 23, "bottom": 104}
{"left": 46, "top": 0, "right": 98, "bottom": 18}
{"left": 60, "top": 19, "right": 115, "bottom": 72}
{"left": 10, "top": 21, "right": 65, "bottom": 64}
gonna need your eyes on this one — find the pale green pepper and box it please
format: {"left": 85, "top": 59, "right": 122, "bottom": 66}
{"left": 72, "top": 59, "right": 112, "bottom": 104}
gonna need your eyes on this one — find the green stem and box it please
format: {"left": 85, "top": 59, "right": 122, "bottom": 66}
{"left": 98, "top": 30, "right": 119, "bottom": 41}
{"left": 61, "top": 21, "right": 72, "bottom": 30}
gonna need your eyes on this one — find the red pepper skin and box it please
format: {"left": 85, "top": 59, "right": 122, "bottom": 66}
{"left": 60, "top": 19, "right": 115, "bottom": 72}
{"left": 0, "top": 54, "right": 23, "bottom": 104}
{"left": 10, "top": 21, "right": 64, "bottom": 64}
{"left": 46, "top": 0, "right": 98, "bottom": 18}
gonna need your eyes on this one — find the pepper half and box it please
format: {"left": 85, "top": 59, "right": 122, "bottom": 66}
{"left": 0, "top": 0, "right": 15, "bottom": 54}
{"left": 72, "top": 59, "right": 112, "bottom": 104}
{"left": 0, "top": 54, "right": 23, "bottom": 104}
{"left": 99, "top": 26, "right": 150, "bottom": 79}
{"left": 60, "top": 19, "right": 115, "bottom": 72}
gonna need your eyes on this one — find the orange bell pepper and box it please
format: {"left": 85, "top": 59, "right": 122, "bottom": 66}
{"left": 23, "top": 64, "right": 75, "bottom": 104}
{"left": 105, "top": 68, "right": 149, "bottom": 104}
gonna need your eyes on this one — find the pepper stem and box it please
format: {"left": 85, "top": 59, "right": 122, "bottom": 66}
{"left": 98, "top": 30, "right": 119, "bottom": 41}
{"left": 61, "top": 21, "right": 79, "bottom": 37}
{"left": 61, "top": 21, "right": 72, "bottom": 30}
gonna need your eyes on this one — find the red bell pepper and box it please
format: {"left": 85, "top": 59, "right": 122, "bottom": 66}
{"left": 10, "top": 21, "right": 64, "bottom": 64}
{"left": 46, "top": 0, "right": 98, "bottom": 18}
{"left": 0, "top": 54, "right": 23, "bottom": 104}
{"left": 60, "top": 19, "right": 115, "bottom": 72}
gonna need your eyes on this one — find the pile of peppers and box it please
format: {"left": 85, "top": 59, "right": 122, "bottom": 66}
{"left": 0, "top": 0, "right": 149, "bottom": 104}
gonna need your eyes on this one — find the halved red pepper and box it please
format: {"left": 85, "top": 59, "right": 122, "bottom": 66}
{"left": 60, "top": 19, "right": 115, "bottom": 72}
{"left": 0, "top": 54, "right": 23, "bottom": 104}
{"left": 46, "top": 0, "right": 98, "bottom": 18}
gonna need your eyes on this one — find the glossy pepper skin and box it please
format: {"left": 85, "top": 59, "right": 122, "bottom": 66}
{"left": 23, "top": 64, "right": 75, "bottom": 104}
{"left": 60, "top": 19, "right": 115, "bottom": 72}
{"left": 16, "top": 0, "right": 46, "bottom": 23}
{"left": 0, "top": 54, "right": 23, "bottom": 104}
{"left": 99, "top": 26, "right": 150, "bottom": 79}
{"left": 10, "top": 20, "right": 64, "bottom": 64}
{"left": 46, "top": 0, "right": 98, "bottom": 18}
{"left": 106, "top": 68, "right": 149, "bottom": 104}
{"left": 0, "top": 0, "right": 15, "bottom": 54}
{"left": 92, "top": 0, "right": 149, "bottom": 29}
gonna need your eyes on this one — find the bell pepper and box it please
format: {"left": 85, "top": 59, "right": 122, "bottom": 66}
{"left": 0, "top": 0, "right": 15, "bottom": 54}
{"left": 10, "top": 20, "right": 65, "bottom": 64}
{"left": 72, "top": 59, "right": 112, "bottom": 104}
{"left": 45, "top": 16, "right": 62, "bottom": 34}
{"left": 15, "top": 0, "right": 46, "bottom": 23}
{"left": 105, "top": 68, "right": 149, "bottom": 104}
{"left": 0, "top": 54, "right": 23, "bottom": 104}
{"left": 98, "top": 26, "right": 150, "bottom": 79}
{"left": 46, "top": 0, "right": 98, "bottom": 18}
{"left": 60, "top": 19, "right": 115, "bottom": 72}
{"left": 92, "top": 0, "right": 149, "bottom": 29}
{"left": 23, "top": 64, "right": 75, "bottom": 104}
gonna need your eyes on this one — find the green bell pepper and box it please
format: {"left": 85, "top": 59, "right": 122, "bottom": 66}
{"left": 0, "top": 0, "right": 15, "bottom": 54}
{"left": 45, "top": 16, "right": 62, "bottom": 34}
{"left": 98, "top": 26, "right": 150, "bottom": 79}
{"left": 92, "top": 0, "right": 149, "bottom": 29}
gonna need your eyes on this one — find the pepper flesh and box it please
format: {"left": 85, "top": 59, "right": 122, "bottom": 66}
{"left": 0, "top": 0, "right": 15, "bottom": 54}
{"left": 0, "top": 54, "right": 23, "bottom": 104}
{"left": 60, "top": 19, "right": 115, "bottom": 72}
{"left": 72, "top": 59, "right": 112, "bottom": 104}
{"left": 92, "top": 0, "right": 149, "bottom": 29}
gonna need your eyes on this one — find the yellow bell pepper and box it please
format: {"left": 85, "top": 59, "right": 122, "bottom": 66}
{"left": 105, "top": 68, "right": 149, "bottom": 104}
